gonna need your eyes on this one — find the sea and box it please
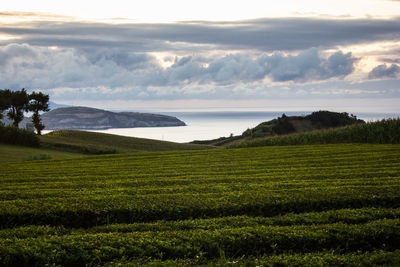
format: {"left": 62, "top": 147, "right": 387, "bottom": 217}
{"left": 81, "top": 111, "right": 400, "bottom": 143}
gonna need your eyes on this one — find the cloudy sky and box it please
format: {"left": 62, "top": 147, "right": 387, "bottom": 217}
{"left": 1, "top": 0, "right": 400, "bottom": 111}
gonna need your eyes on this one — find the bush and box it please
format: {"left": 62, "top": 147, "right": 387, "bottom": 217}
{"left": 0, "top": 124, "right": 39, "bottom": 147}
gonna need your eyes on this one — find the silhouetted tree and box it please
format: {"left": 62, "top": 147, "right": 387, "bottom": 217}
{"left": 7, "top": 88, "right": 29, "bottom": 127}
{"left": 0, "top": 89, "right": 12, "bottom": 120}
{"left": 28, "top": 91, "right": 50, "bottom": 135}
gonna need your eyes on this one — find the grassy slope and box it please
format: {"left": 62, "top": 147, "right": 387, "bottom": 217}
{"left": 0, "top": 144, "right": 83, "bottom": 163}
{"left": 40, "top": 130, "right": 213, "bottom": 154}
{"left": 230, "top": 118, "right": 400, "bottom": 148}
{"left": 1, "top": 129, "right": 213, "bottom": 162}
{"left": 0, "top": 143, "right": 399, "bottom": 265}
{"left": 192, "top": 111, "right": 364, "bottom": 146}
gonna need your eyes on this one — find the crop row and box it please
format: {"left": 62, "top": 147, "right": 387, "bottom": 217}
{"left": 113, "top": 250, "right": 400, "bottom": 266}
{"left": 1, "top": 207, "right": 399, "bottom": 239}
{"left": 0, "top": 218, "right": 399, "bottom": 266}
{"left": 0, "top": 186, "right": 399, "bottom": 228}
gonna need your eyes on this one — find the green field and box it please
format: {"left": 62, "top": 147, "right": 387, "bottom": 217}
{"left": 0, "top": 144, "right": 83, "bottom": 162}
{"left": 0, "top": 143, "right": 399, "bottom": 265}
{"left": 0, "top": 130, "right": 214, "bottom": 162}
{"left": 40, "top": 130, "right": 213, "bottom": 154}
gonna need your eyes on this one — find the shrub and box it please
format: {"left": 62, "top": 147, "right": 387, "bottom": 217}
{"left": 0, "top": 124, "right": 39, "bottom": 147}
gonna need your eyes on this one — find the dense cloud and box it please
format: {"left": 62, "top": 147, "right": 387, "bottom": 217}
{"left": 1, "top": 14, "right": 399, "bottom": 101}
{"left": 1, "top": 16, "right": 400, "bottom": 52}
{"left": 0, "top": 44, "right": 358, "bottom": 94}
{"left": 368, "top": 64, "right": 400, "bottom": 79}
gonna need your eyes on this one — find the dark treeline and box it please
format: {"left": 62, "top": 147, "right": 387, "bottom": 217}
{"left": 0, "top": 124, "right": 40, "bottom": 147}
{"left": 0, "top": 88, "right": 49, "bottom": 135}
{"left": 0, "top": 88, "right": 49, "bottom": 147}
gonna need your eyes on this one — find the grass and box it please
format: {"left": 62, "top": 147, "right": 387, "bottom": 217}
{"left": 0, "top": 143, "right": 399, "bottom": 265}
{"left": 0, "top": 130, "right": 214, "bottom": 162}
{"left": 0, "top": 144, "right": 83, "bottom": 162}
{"left": 40, "top": 130, "right": 214, "bottom": 154}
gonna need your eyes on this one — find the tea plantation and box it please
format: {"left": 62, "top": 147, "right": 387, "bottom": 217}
{"left": 0, "top": 144, "right": 399, "bottom": 266}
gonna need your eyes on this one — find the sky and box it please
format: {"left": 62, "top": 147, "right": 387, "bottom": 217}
{"left": 1, "top": 0, "right": 400, "bottom": 112}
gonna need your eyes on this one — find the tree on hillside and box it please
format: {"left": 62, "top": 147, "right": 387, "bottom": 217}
{"left": 0, "top": 89, "right": 12, "bottom": 120}
{"left": 7, "top": 88, "right": 29, "bottom": 127}
{"left": 28, "top": 91, "right": 50, "bottom": 135}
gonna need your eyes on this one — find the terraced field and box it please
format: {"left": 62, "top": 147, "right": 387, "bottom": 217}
{"left": 0, "top": 144, "right": 399, "bottom": 266}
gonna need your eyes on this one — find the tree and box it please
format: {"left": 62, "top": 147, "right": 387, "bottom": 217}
{"left": 7, "top": 88, "right": 29, "bottom": 127}
{"left": 28, "top": 91, "right": 50, "bottom": 135}
{"left": 0, "top": 89, "right": 12, "bottom": 120}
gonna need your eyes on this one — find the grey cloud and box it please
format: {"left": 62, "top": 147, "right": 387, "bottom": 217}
{"left": 368, "top": 64, "right": 400, "bottom": 79}
{"left": 0, "top": 43, "right": 38, "bottom": 65}
{"left": 256, "top": 49, "right": 357, "bottom": 82}
{"left": 145, "top": 49, "right": 357, "bottom": 85}
{"left": 206, "top": 54, "right": 265, "bottom": 83}
{"left": 82, "top": 48, "right": 159, "bottom": 70}
{"left": 378, "top": 58, "right": 400, "bottom": 64}
{"left": 0, "top": 43, "right": 358, "bottom": 95}
{"left": 1, "top": 16, "right": 400, "bottom": 52}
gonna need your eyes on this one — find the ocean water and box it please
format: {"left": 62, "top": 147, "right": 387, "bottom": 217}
{"left": 86, "top": 111, "right": 399, "bottom": 143}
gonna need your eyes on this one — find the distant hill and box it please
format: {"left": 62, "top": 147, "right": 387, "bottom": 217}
{"left": 42, "top": 106, "right": 186, "bottom": 130}
{"left": 192, "top": 111, "right": 365, "bottom": 146}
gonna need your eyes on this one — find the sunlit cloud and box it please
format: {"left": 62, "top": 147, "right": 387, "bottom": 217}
{"left": 0, "top": 10, "right": 399, "bottom": 105}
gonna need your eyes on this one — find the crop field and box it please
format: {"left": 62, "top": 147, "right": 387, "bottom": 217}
{"left": 0, "top": 144, "right": 400, "bottom": 266}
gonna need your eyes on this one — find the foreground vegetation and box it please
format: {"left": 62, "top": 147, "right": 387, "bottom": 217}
{"left": 0, "top": 143, "right": 399, "bottom": 265}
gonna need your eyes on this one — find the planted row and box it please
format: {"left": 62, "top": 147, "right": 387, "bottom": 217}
{"left": 1, "top": 207, "right": 399, "bottom": 239}
{"left": 106, "top": 249, "right": 400, "bottom": 266}
{"left": 0, "top": 218, "right": 399, "bottom": 266}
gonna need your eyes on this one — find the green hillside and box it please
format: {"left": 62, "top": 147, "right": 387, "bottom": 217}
{"left": 193, "top": 111, "right": 365, "bottom": 146}
{"left": 231, "top": 118, "right": 400, "bottom": 148}
{"left": 1, "top": 143, "right": 399, "bottom": 265}
{"left": 40, "top": 130, "right": 214, "bottom": 154}
{"left": 0, "top": 129, "right": 213, "bottom": 162}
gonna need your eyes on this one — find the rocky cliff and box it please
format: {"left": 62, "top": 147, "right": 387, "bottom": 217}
{"left": 41, "top": 107, "right": 186, "bottom": 130}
